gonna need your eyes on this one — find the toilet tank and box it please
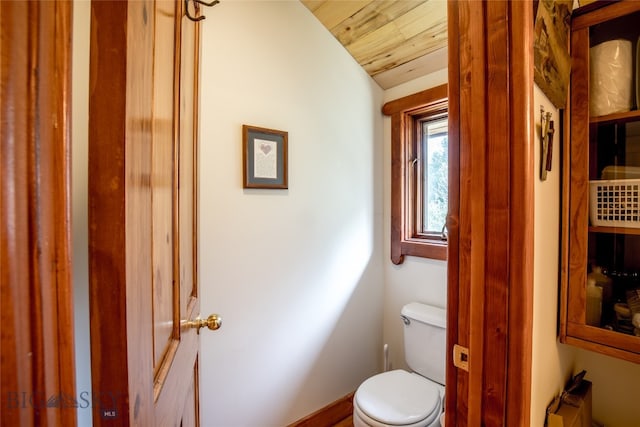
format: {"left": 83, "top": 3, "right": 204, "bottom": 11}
{"left": 401, "top": 302, "right": 446, "bottom": 385}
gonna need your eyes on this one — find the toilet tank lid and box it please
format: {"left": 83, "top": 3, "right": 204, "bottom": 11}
{"left": 401, "top": 303, "right": 446, "bottom": 328}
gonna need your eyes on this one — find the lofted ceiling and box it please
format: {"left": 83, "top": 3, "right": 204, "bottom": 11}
{"left": 301, "top": 0, "right": 448, "bottom": 89}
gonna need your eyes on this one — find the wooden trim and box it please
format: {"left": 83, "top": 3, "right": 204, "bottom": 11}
{"left": 1, "top": 1, "right": 76, "bottom": 426}
{"left": 286, "top": 392, "right": 354, "bottom": 427}
{"left": 88, "top": 2, "right": 131, "bottom": 424}
{"left": 382, "top": 84, "right": 448, "bottom": 115}
{"left": 566, "top": 322, "right": 640, "bottom": 356}
{"left": 590, "top": 109, "right": 640, "bottom": 125}
{"left": 399, "top": 240, "right": 447, "bottom": 260}
{"left": 572, "top": 1, "right": 640, "bottom": 30}
{"left": 562, "top": 335, "right": 640, "bottom": 364}
{"left": 483, "top": 1, "right": 511, "bottom": 424}
{"left": 192, "top": 0, "right": 201, "bottom": 303}
{"left": 448, "top": 1, "right": 534, "bottom": 425}
{"left": 505, "top": 0, "right": 534, "bottom": 424}
{"left": 462, "top": 2, "right": 487, "bottom": 424}
{"left": 173, "top": 0, "right": 183, "bottom": 344}
{"left": 567, "top": 27, "right": 590, "bottom": 328}
{"left": 386, "top": 84, "right": 449, "bottom": 265}
{"left": 559, "top": 88, "right": 571, "bottom": 341}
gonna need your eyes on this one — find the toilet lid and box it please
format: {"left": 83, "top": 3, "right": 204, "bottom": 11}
{"left": 355, "top": 370, "right": 440, "bottom": 425}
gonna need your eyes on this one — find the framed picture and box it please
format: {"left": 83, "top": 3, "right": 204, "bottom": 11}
{"left": 533, "top": 0, "right": 573, "bottom": 109}
{"left": 242, "top": 125, "right": 288, "bottom": 189}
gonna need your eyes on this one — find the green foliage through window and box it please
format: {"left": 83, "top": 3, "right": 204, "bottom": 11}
{"left": 422, "top": 118, "right": 448, "bottom": 234}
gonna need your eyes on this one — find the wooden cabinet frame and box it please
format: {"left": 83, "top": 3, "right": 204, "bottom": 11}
{"left": 560, "top": 0, "right": 640, "bottom": 364}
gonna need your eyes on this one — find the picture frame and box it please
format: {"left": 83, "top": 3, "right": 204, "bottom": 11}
{"left": 242, "top": 125, "right": 288, "bottom": 189}
{"left": 533, "top": 0, "right": 573, "bottom": 109}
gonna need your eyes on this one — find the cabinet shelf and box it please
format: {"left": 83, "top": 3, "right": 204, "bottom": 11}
{"left": 590, "top": 109, "right": 640, "bottom": 125}
{"left": 589, "top": 226, "right": 640, "bottom": 235}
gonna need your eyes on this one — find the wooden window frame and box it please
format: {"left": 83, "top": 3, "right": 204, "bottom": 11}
{"left": 384, "top": 84, "right": 448, "bottom": 265}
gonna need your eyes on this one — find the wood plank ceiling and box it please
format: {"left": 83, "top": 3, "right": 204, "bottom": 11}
{"left": 301, "top": 0, "right": 448, "bottom": 89}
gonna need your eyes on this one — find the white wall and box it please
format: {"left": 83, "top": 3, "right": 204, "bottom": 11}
{"left": 198, "top": 2, "right": 384, "bottom": 426}
{"left": 72, "top": 1, "right": 92, "bottom": 426}
{"left": 530, "top": 85, "right": 640, "bottom": 427}
{"left": 530, "top": 85, "right": 576, "bottom": 427}
{"left": 381, "top": 70, "right": 449, "bottom": 372}
{"left": 574, "top": 348, "right": 640, "bottom": 426}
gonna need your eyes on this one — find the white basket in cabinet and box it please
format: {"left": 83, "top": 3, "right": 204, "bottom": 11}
{"left": 589, "top": 179, "right": 640, "bottom": 228}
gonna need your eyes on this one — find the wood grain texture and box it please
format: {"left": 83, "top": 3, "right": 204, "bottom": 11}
{"left": 382, "top": 83, "right": 447, "bottom": 115}
{"left": 559, "top": 70, "right": 572, "bottom": 342}
{"left": 567, "top": 27, "right": 590, "bottom": 327}
{"left": 155, "top": 6, "right": 202, "bottom": 426}
{"left": 449, "top": 1, "right": 534, "bottom": 425}
{"left": 562, "top": 334, "right": 640, "bottom": 364}
{"left": 373, "top": 47, "right": 447, "bottom": 90}
{"left": 301, "top": 0, "right": 447, "bottom": 87}
{"left": 179, "top": 0, "right": 197, "bottom": 321}
{"left": 331, "top": 1, "right": 426, "bottom": 46}
{"left": 153, "top": 0, "right": 178, "bottom": 369}
{"left": 455, "top": 1, "right": 488, "bottom": 425}
{"left": 1, "top": 1, "right": 76, "bottom": 426}
{"left": 89, "top": 0, "right": 202, "bottom": 425}
{"left": 89, "top": 0, "right": 156, "bottom": 424}
{"left": 572, "top": 0, "right": 640, "bottom": 30}
{"left": 346, "top": 0, "right": 447, "bottom": 76}
{"left": 309, "top": 0, "right": 374, "bottom": 30}
{"left": 389, "top": 111, "right": 406, "bottom": 265}
{"left": 505, "top": 1, "right": 534, "bottom": 424}
{"left": 566, "top": 322, "right": 640, "bottom": 357}
{"left": 483, "top": 1, "right": 510, "bottom": 424}
{"left": 590, "top": 110, "right": 640, "bottom": 124}
{"left": 384, "top": 85, "right": 448, "bottom": 264}
{"left": 88, "top": 2, "right": 131, "bottom": 424}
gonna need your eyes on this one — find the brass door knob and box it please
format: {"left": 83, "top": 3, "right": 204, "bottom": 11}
{"left": 186, "top": 314, "right": 222, "bottom": 333}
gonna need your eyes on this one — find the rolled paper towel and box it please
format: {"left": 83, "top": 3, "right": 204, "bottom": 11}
{"left": 590, "top": 39, "right": 633, "bottom": 116}
{"left": 633, "top": 313, "right": 640, "bottom": 329}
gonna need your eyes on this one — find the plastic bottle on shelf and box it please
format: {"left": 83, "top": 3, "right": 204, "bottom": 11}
{"left": 588, "top": 266, "right": 613, "bottom": 314}
{"left": 586, "top": 277, "right": 603, "bottom": 327}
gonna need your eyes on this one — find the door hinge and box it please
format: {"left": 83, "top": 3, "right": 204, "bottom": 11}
{"left": 453, "top": 344, "right": 469, "bottom": 371}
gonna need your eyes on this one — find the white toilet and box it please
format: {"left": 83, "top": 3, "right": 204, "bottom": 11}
{"left": 353, "top": 302, "right": 446, "bottom": 427}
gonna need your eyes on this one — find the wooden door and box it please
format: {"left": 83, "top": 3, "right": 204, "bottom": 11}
{"left": 446, "top": 1, "right": 534, "bottom": 426}
{"left": 88, "top": 1, "right": 207, "bottom": 426}
{"left": 1, "top": 2, "right": 76, "bottom": 426}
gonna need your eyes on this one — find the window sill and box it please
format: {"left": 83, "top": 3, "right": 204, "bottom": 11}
{"left": 392, "top": 239, "right": 447, "bottom": 264}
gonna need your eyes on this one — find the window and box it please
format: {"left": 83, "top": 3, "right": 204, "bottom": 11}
{"left": 383, "top": 84, "right": 448, "bottom": 264}
{"left": 422, "top": 116, "right": 448, "bottom": 234}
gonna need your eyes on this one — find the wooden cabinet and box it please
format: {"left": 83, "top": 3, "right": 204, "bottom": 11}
{"left": 561, "top": 1, "right": 640, "bottom": 364}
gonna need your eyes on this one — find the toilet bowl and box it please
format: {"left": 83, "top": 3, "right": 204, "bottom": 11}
{"left": 353, "top": 370, "right": 443, "bottom": 427}
{"left": 353, "top": 303, "right": 446, "bottom": 427}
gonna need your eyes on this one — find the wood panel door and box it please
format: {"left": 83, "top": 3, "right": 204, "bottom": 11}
{"left": 88, "top": 1, "right": 210, "bottom": 426}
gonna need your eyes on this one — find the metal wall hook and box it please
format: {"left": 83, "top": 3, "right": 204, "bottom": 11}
{"left": 194, "top": 0, "right": 220, "bottom": 6}
{"left": 185, "top": 0, "right": 219, "bottom": 22}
